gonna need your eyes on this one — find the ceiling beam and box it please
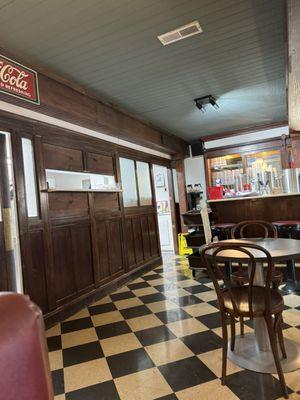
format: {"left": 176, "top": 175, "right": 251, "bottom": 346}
{"left": 198, "top": 120, "right": 288, "bottom": 142}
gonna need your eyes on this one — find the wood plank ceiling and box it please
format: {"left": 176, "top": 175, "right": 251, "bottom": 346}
{"left": 0, "top": 0, "right": 286, "bottom": 141}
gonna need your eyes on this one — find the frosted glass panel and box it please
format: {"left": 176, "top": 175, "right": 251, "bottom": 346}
{"left": 21, "top": 138, "right": 38, "bottom": 217}
{"left": 120, "top": 158, "right": 138, "bottom": 207}
{"left": 136, "top": 161, "right": 152, "bottom": 206}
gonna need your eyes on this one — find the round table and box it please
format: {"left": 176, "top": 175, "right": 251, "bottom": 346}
{"left": 206, "top": 238, "right": 300, "bottom": 374}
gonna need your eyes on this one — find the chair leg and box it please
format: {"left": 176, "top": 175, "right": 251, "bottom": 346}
{"left": 264, "top": 315, "right": 289, "bottom": 399}
{"left": 240, "top": 316, "right": 244, "bottom": 337}
{"left": 221, "top": 314, "right": 228, "bottom": 385}
{"left": 276, "top": 314, "right": 287, "bottom": 359}
{"left": 230, "top": 315, "right": 236, "bottom": 351}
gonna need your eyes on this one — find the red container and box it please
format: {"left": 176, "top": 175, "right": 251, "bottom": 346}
{"left": 208, "top": 186, "right": 223, "bottom": 200}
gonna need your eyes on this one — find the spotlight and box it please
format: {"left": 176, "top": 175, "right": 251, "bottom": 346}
{"left": 208, "top": 96, "right": 219, "bottom": 110}
{"left": 195, "top": 100, "right": 205, "bottom": 113}
{"left": 194, "top": 95, "right": 219, "bottom": 112}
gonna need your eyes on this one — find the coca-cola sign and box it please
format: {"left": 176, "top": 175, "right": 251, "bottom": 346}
{"left": 0, "top": 54, "right": 40, "bottom": 104}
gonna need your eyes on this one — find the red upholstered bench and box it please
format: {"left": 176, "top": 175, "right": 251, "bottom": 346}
{"left": 0, "top": 293, "right": 53, "bottom": 400}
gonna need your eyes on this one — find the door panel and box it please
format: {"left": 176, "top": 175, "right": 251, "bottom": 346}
{"left": 107, "top": 219, "right": 124, "bottom": 275}
{"left": 72, "top": 224, "right": 94, "bottom": 292}
{"left": 96, "top": 220, "right": 110, "bottom": 281}
{"left": 51, "top": 226, "right": 77, "bottom": 304}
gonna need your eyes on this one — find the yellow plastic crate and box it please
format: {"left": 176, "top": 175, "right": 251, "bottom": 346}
{"left": 178, "top": 233, "right": 193, "bottom": 255}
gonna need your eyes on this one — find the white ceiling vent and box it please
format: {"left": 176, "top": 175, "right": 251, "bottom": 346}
{"left": 158, "top": 21, "right": 202, "bottom": 46}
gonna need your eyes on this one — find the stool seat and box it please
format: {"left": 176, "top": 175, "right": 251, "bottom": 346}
{"left": 213, "top": 223, "right": 235, "bottom": 229}
{"left": 272, "top": 221, "right": 300, "bottom": 226}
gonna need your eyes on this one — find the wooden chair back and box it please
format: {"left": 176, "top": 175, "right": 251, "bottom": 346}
{"left": 231, "top": 220, "right": 278, "bottom": 239}
{"left": 200, "top": 241, "right": 274, "bottom": 318}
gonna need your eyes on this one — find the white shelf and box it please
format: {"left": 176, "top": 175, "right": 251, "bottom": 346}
{"left": 45, "top": 188, "right": 122, "bottom": 193}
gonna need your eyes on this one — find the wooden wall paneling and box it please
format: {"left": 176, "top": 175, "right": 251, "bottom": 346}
{"left": 48, "top": 192, "right": 89, "bottom": 219}
{"left": 107, "top": 218, "right": 124, "bottom": 275}
{"left": 86, "top": 152, "right": 114, "bottom": 175}
{"left": 167, "top": 167, "right": 179, "bottom": 253}
{"left": 96, "top": 219, "right": 111, "bottom": 282}
{"left": 26, "top": 229, "right": 49, "bottom": 312}
{"left": 124, "top": 218, "right": 136, "bottom": 269}
{"left": 93, "top": 193, "right": 119, "bottom": 214}
{"left": 43, "top": 143, "right": 84, "bottom": 171}
{"left": 132, "top": 217, "right": 144, "bottom": 264}
{"left": 34, "top": 135, "right": 57, "bottom": 310}
{"left": 115, "top": 153, "right": 129, "bottom": 272}
{"left": 87, "top": 192, "right": 101, "bottom": 284}
{"left": 0, "top": 49, "right": 188, "bottom": 156}
{"left": 140, "top": 215, "right": 151, "bottom": 260}
{"left": 71, "top": 222, "right": 95, "bottom": 292}
{"left": 0, "top": 223, "right": 9, "bottom": 291}
{"left": 51, "top": 225, "right": 77, "bottom": 305}
{"left": 175, "top": 159, "right": 188, "bottom": 233}
{"left": 147, "top": 214, "right": 160, "bottom": 258}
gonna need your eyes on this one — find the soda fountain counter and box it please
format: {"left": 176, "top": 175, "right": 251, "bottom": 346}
{"left": 204, "top": 137, "right": 300, "bottom": 226}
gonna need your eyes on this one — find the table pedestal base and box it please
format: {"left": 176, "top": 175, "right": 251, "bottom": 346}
{"left": 228, "top": 333, "right": 300, "bottom": 373}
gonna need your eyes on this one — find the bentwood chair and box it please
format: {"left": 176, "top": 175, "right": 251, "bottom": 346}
{"left": 231, "top": 220, "right": 283, "bottom": 289}
{"left": 201, "top": 242, "right": 288, "bottom": 399}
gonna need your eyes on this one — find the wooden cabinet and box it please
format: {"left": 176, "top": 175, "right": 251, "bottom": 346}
{"left": 43, "top": 143, "right": 84, "bottom": 171}
{"left": 12, "top": 130, "right": 162, "bottom": 325}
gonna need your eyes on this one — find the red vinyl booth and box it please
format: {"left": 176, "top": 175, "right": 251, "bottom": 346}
{"left": 0, "top": 293, "right": 53, "bottom": 400}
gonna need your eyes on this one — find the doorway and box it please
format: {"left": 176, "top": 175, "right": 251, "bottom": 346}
{"left": 0, "top": 131, "right": 22, "bottom": 292}
{"left": 153, "top": 164, "right": 175, "bottom": 253}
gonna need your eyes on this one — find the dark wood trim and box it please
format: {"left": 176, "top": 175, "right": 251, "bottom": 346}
{"left": 167, "top": 168, "right": 179, "bottom": 253}
{"left": 175, "top": 159, "right": 188, "bottom": 233}
{"left": 200, "top": 121, "right": 288, "bottom": 142}
{"left": 204, "top": 138, "right": 283, "bottom": 159}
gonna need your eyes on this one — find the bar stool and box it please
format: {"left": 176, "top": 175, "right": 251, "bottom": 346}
{"left": 211, "top": 223, "right": 235, "bottom": 240}
{"left": 272, "top": 220, "right": 300, "bottom": 294}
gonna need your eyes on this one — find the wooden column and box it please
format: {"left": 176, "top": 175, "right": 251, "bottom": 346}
{"left": 287, "top": 0, "right": 300, "bottom": 132}
{"left": 174, "top": 159, "right": 188, "bottom": 233}
{"left": 0, "top": 134, "right": 16, "bottom": 290}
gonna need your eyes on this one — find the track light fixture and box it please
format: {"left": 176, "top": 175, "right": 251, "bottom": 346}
{"left": 194, "top": 95, "right": 219, "bottom": 112}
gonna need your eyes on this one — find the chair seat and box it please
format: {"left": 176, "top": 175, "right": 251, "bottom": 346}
{"left": 272, "top": 220, "right": 300, "bottom": 226}
{"left": 223, "top": 286, "right": 284, "bottom": 317}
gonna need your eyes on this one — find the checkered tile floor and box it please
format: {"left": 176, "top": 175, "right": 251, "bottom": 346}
{"left": 46, "top": 255, "right": 300, "bottom": 400}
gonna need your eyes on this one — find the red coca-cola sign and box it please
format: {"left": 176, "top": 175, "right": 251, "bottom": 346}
{"left": 0, "top": 54, "right": 40, "bottom": 104}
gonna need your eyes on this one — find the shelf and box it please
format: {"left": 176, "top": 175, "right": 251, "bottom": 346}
{"left": 44, "top": 188, "right": 122, "bottom": 193}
